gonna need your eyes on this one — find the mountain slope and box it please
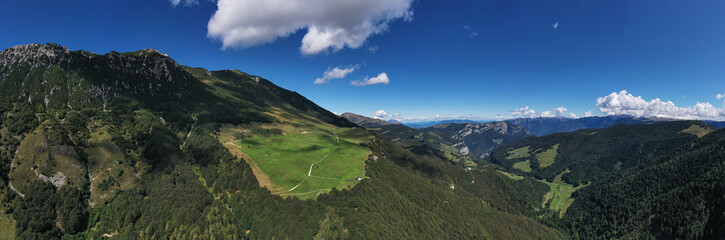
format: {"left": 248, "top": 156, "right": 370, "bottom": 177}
{"left": 420, "top": 122, "right": 531, "bottom": 159}
{"left": 563, "top": 128, "right": 725, "bottom": 239}
{"left": 491, "top": 121, "right": 713, "bottom": 185}
{"left": 340, "top": 112, "right": 391, "bottom": 127}
{"left": 506, "top": 115, "right": 667, "bottom": 136}
{"left": 363, "top": 121, "right": 530, "bottom": 167}
{"left": 0, "top": 43, "right": 563, "bottom": 239}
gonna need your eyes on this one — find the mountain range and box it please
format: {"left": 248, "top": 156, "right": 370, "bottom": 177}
{"left": 0, "top": 43, "right": 563, "bottom": 239}
{"left": 1, "top": 43, "right": 724, "bottom": 239}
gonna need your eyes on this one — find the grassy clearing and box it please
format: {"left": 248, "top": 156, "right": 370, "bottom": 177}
{"left": 535, "top": 144, "right": 559, "bottom": 168}
{"left": 680, "top": 125, "right": 712, "bottom": 138}
{"left": 539, "top": 169, "right": 587, "bottom": 217}
{"left": 221, "top": 108, "right": 371, "bottom": 200}
{"left": 506, "top": 146, "right": 531, "bottom": 160}
{"left": 86, "top": 125, "right": 145, "bottom": 206}
{"left": 0, "top": 214, "right": 14, "bottom": 240}
{"left": 513, "top": 160, "right": 532, "bottom": 173}
{"left": 497, "top": 170, "right": 524, "bottom": 180}
{"left": 10, "top": 122, "right": 86, "bottom": 191}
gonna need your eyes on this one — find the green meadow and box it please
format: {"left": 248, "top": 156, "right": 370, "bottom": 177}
{"left": 513, "top": 160, "right": 532, "bottom": 173}
{"left": 223, "top": 112, "right": 371, "bottom": 200}
{"left": 539, "top": 170, "right": 587, "bottom": 217}
{"left": 535, "top": 143, "right": 559, "bottom": 168}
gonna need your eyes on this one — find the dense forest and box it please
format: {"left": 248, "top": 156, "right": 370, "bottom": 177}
{"left": 490, "top": 121, "right": 713, "bottom": 185}
{"left": 562, "top": 128, "right": 725, "bottom": 239}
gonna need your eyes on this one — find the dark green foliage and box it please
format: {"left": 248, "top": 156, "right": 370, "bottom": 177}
{"left": 13, "top": 181, "right": 61, "bottom": 240}
{"left": 562, "top": 129, "right": 725, "bottom": 239}
{"left": 13, "top": 182, "right": 88, "bottom": 239}
{"left": 313, "top": 207, "right": 348, "bottom": 240}
{"left": 183, "top": 123, "right": 240, "bottom": 166}
{"left": 56, "top": 185, "right": 88, "bottom": 235}
{"left": 5, "top": 101, "right": 39, "bottom": 136}
{"left": 491, "top": 121, "right": 710, "bottom": 184}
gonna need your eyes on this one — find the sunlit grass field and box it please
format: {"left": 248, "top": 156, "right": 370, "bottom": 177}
{"left": 221, "top": 108, "right": 371, "bottom": 199}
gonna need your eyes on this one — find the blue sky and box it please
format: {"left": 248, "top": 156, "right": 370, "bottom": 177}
{"left": 2, "top": 0, "right": 725, "bottom": 121}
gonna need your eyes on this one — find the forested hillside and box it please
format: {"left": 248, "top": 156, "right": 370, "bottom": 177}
{"left": 0, "top": 43, "right": 563, "bottom": 239}
{"left": 506, "top": 116, "right": 666, "bottom": 136}
{"left": 562, "top": 128, "right": 725, "bottom": 239}
{"left": 491, "top": 121, "right": 713, "bottom": 185}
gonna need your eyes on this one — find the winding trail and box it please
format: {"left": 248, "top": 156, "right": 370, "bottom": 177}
{"left": 307, "top": 129, "right": 339, "bottom": 176}
{"left": 276, "top": 128, "right": 339, "bottom": 193}
{"left": 278, "top": 189, "right": 329, "bottom": 196}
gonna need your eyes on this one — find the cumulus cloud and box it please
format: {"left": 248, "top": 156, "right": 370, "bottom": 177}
{"left": 314, "top": 65, "right": 358, "bottom": 84}
{"left": 716, "top": 93, "right": 725, "bottom": 100}
{"left": 553, "top": 22, "right": 559, "bottom": 29}
{"left": 351, "top": 72, "right": 390, "bottom": 86}
{"left": 511, "top": 106, "right": 579, "bottom": 118}
{"left": 596, "top": 90, "right": 725, "bottom": 119}
{"left": 170, "top": 0, "right": 198, "bottom": 7}
{"left": 374, "top": 110, "right": 388, "bottom": 118}
{"left": 463, "top": 25, "right": 479, "bottom": 37}
{"left": 584, "top": 111, "right": 593, "bottom": 117}
{"left": 510, "top": 106, "right": 537, "bottom": 118}
{"left": 207, "top": 0, "right": 413, "bottom": 55}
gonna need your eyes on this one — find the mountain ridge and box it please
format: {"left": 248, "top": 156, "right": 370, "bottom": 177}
{"left": 0, "top": 43, "right": 563, "bottom": 239}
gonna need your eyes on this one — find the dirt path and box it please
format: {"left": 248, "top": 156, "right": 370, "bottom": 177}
{"left": 278, "top": 188, "right": 329, "bottom": 196}
{"left": 307, "top": 129, "right": 339, "bottom": 176}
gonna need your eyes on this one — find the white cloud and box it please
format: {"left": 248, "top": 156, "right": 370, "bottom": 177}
{"left": 314, "top": 65, "right": 358, "bottom": 84}
{"left": 584, "top": 111, "right": 593, "bottom": 117}
{"left": 351, "top": 72, "right": 390, "bottom": 86}
{"left": 463, "top": 25, "right": 479, "bottom": 37}
{"left": 170, "top": 0, "right": 198, "bottom": 7}
{"left": 375, "top": 110, "right": 388, "bottom": 118}
{"left": 553, "top": 22, "right": 559, "bottom": 29}
{"left": 368, "top": 45, "right": 379, "bottom": 53}
{"left": 207, "top": 0, "right": 413, "bottom": 55}
{"left": 511, "top": 106, "right": 578, "bottom": 118}
{"left": 510, "top": 106, "right": 537, "bottom": 118}
{"left": 716, "top": 93, "right": 725, "bottom": 100}
{"left": 596, "top": 90, "right": 725, "bottom": 119}
{"left": 391, "top": 113, "right": 401, "bottom": 119}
